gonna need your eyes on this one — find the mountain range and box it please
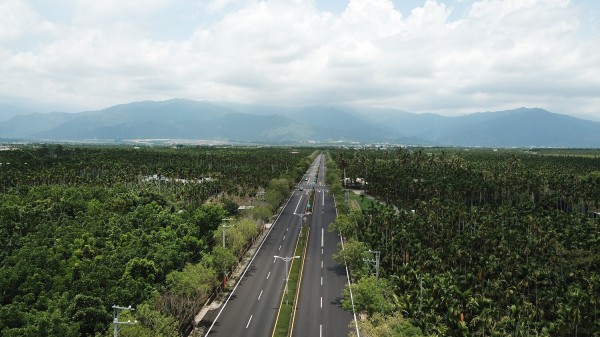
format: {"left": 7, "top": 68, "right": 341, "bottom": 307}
{"left": 0, "top": 99, "right": 599, "bottom": 147}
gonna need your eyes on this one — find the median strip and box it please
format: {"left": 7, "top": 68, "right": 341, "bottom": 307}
{"left": 271, "top": 224, "right": 309, "bottom": 337}
{"left": 289, "top": 223, "right": 311, "bottom": 337}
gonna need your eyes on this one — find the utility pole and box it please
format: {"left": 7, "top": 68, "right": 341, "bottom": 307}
{"left": 344, "top": 168, "right": 348, "bottom": 203}
{"left": 257, "top": 190, "right": 266, "bottom": 231}
{"left": 112, "top": 305, "right": 136, "bottom": 337}
{"left": 364, "top": 250, "right": 380, "bottom": 282}
{"left": 220, "top": 218, "right": 234, "bottom": 288}
{"left": 221, "top": 218, "right": 233, "bottom": 248}
{"left": 258, "top": 190, "right": 265, "bottom": 204}
{"left": 274, "top": 255, "right": 300, "bottom": 305}
{"left": 419, "top": 275, "right": 423, "bottom": 315}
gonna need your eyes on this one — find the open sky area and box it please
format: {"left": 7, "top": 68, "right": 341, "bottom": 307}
{"left": 1, "top": 0, "right": 599, "bottom": 120}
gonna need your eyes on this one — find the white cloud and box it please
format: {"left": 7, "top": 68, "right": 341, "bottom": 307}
{"left": 203, "top": 0, "right": 245, "bottom": 14}
{"left": 0, "top": 0, "right": 599, "bottom": 120}
{"left": 68, "top": 0, "right": 170, "bottom": 23}
{"left": 0, "top": 0, "right": 57, "bottom": 41}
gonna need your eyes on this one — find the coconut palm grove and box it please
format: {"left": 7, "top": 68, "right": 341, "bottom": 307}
{"left": 0, "top": 145, "right": 598, "bottom": 336}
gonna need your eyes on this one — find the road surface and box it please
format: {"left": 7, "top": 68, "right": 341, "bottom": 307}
{"left": 292, "top": 155, "right": 353, "bottom": 337}
{"left": 202, "top": 155, "right": 323, "bottom": 336}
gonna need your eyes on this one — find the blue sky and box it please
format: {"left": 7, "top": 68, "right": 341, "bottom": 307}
{"left": 1, "top": 0, "right": 599, "bottom": 120}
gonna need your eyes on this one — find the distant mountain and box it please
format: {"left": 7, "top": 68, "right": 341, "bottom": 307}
{"left": 213, "top": 102, "right": 300, "bottom": 117}
{"left": 360, "top": 107, "right": 454, "bottom": 139}
{"left": 355, "top": 107, "right": 600, "bottom": 147}
{"left": 434, "top": 108, "right": 600, "bottom": 147}
{"left": 290, "top": 106, "right": 398, "bottom": 142}
{"left": 0, "top": 111, "right": 76, "bottom": 138}
{"left": 0, "top": 103, "right": 36, "bottom": 122}
{"left": 1, "top": 99, "right": 599, "bottom": 147}
{"left": 18, "top": 99, "right": 315, "bottom": 142}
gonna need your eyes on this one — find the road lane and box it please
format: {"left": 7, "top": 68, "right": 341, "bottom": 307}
{"left": 321, "top": 191, "right": 352, "bottom": 336}
{"left": 292, "top": 156, "right": 352, "bottom": 337}
{"left": 202, "top": 155, "right": 322, "bottom": 337}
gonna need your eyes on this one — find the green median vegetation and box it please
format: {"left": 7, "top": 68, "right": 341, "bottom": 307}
{"left": 272, "top": 225, "right": 308, "bottom": 337}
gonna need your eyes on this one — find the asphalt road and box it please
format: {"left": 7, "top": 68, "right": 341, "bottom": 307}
{"left": 202, "top": 155, "right": 323, "bottom": 337}
{"left": 292, "top": 156, "right": 353, "bottom": 337}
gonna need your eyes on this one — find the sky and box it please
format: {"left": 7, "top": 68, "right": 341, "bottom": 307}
{"left": 1, "top": 0, "right": 600, "bottom": 120}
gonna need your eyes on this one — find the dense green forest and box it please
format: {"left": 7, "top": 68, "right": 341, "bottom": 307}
{"left": 329, "top": 148, "right": 599, "bottom": 336}
{"left": 0, "top": 145, "right": 314, "bottom": 336}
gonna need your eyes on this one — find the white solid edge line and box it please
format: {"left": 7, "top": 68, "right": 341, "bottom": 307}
{"left": 204, "top": 193, "right": 295, "bottom": 336}
{"left": 294, "top": 194, "right": 303, "bottom": 214}
{"left": 333, "top": 193, "right": 360, "bottom": 337}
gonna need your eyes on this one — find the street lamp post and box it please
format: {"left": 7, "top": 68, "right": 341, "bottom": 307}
{"left": 294, "top": 212, "right": 305, "bottom": 226}
{"left": 274, "top": 255, "right": 300, "bottom": 305}
{"left": 294, "top": 213, "right": 307, "bottom": 238}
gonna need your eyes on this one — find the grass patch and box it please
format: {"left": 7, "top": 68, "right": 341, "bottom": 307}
{"left": 272, "top": 225, "right": 309, "bottom": 337}
{"left": 273, "top": 305, "right": 292, "bottom": 337}
{"left": 349, "top": 193, "right": 377, "bottom": 211}
{"left": 307, "top": 188, "right": 316, "bottom": 213}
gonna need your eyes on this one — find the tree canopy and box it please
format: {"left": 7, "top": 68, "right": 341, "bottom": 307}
{"left": 330, "top": 148, "right": 600, "bottom": 337}
{"left": 0, "top": 145, "right": 313, "bottom": 336}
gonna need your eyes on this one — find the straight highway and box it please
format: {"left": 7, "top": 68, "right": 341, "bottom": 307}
{"left": 292, "top": 155, "right": 352, "bottom": 337}
{"left": 202, "top": 155, "right": 322, "bottom": 336}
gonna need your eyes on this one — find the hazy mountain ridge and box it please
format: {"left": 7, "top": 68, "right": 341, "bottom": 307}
{"left": 0, "top": 104, "right": 37, "bottom": 123}
{"left": 1, "top": 99, "right": 599, "bottom": 147}
{"left": 31, "top": 100, "right": 311, "bottom": 142}
{"left": 291, "top": 106, "right": 399, "bottom": 142}
{"left": 435, "top": 108, "right": 600, "bottom": 147}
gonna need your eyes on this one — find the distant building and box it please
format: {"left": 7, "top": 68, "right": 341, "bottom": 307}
{"left": 141, "top": 175, "right": 215, "bottom": 184}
